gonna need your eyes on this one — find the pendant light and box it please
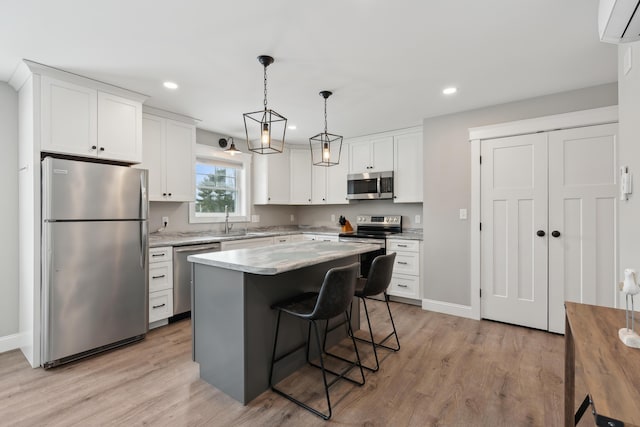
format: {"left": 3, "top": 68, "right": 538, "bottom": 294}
{"left": 224, "top": 137, "right": 241, "bottom": 155}
{"left": 309, "top": 91, "right": 343, "bottom": 167}
{"left": 243, "top": 55, "right": 287, "bottom": 154}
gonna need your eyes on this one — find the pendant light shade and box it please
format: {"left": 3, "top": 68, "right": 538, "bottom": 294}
{"left": 243, "top": 55, "right": 287, "bottom": 154}
{"left": 310, "top": 91, "right": 343, "bottom": 167}
{"left": 224, "top": 137, "right": 241, "bottom": 155}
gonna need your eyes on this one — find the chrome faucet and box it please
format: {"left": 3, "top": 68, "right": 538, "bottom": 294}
{"left": 224, "top": 205, "right": 233, "bottom": 234}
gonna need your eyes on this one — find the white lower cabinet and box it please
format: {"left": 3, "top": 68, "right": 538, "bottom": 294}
{"left": 221, "top": 236, "right": 275, "bottom": 251}
{"left": 148, "top": 246, "right": 173, "bottom": 328}
{"left": 303, "top": 234, "right": 339, "bottom": 242}
{"left": 273, "top": 235, "right": 291, "bottom": 244}
{"left": 387, "top": 239, "right": 421, "bottom": 300}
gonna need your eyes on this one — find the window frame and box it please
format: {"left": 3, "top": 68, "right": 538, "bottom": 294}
{"left": 189, "top": 144, "right": 252, "bottom": 224}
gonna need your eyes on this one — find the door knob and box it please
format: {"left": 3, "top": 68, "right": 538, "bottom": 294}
{"left": 551, "top": 230, "right": 561, "bottom": 238}
{"left": 536, "top": 230, "right": 546, "bottom": 237}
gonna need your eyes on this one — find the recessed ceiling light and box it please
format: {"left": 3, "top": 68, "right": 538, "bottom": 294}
{"left": 442, "top": 87, "right": 457, "bottom": 95}
{"left": 288, "top": 125, "right": 297, "bottom": 130}
{"left": 163, "top": 81, "right": 179, "bottom": 90}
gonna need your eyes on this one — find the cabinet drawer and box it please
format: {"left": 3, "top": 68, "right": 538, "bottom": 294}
{"left": 388, "top": 274, "right": 420, "bottom": 299}
{"left": 391, "top": 251, "right": 419, "bottom": 275}
{"left": 149, "top": 289, "right": 173, "bottom": 323}
{"left": 289, "top": 234, "right": 305, "bottom": 242}
{"left": 150, "top": 246, "right": 172, "bottom": 263}
{"left": 274, "top": 235, "right": 291, "bottom": 244}
{"left": 149, "top": 262, "right": 172, "bottom": 293}
{"left": 387, "top": 239, "right": 419, "bottom": 252}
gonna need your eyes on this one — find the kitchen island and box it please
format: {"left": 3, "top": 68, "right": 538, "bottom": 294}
{"left": 188, "top": 240, "right": 377, "bottom": 404}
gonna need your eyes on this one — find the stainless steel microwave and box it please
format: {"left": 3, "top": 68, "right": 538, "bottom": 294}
{"left": 347, "top": 171, "right": 394, "bottom": 200}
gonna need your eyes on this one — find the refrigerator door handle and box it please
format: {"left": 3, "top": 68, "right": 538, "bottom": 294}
{"left": 141, "top": 221, "right": 148, "bottom": 268}
{"left": 139, "top": 171, "right": 148, "bottom": 220}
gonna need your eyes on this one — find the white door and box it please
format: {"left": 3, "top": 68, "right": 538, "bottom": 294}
{"left": 547, "top": 123, "right": 618, "bottom": 333}
{"left": 481, "top": 133, "right": 549, "bottom": 330}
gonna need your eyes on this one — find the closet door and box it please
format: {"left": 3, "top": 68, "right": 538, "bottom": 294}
{"left": 481, "top": 133, "right": 549, "bottom": 330}
{"left": 547, "top": 123, "right": 618, "bottom": 333}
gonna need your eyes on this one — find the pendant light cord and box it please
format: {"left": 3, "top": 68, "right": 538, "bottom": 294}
{"left": 263, "top": 65, "right": 268, "bottom": 111}
{"left": 324, "top": 97, "right": 328, "bottom": 134}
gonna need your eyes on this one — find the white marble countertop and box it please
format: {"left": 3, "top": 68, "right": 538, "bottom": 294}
{"left": 188, "top": 241, "right": 377, "bottom": 275}
{"left": 149, "top": 228, "right": 341, "bottom": 248}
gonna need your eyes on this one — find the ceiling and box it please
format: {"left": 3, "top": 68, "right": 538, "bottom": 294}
{"left": 0, "top": 0, "right": 618, "bottom": 144}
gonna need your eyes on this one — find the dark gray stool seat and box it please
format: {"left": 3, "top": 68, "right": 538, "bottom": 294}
{"left": 268, "top": 263, "right": 365, "bottom": 420}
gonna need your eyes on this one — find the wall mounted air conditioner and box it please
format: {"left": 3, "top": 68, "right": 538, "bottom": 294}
{"left": 599, "top": 0, "right": 640, "bottom": 43}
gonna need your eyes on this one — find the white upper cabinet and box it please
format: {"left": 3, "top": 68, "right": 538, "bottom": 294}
{"left": 40, "top": 75, "right": 143, "bottom": 163}
{"left": 310, "top": 147, "right": 349, "bottom": 205}
{"left": 97, "top": 92, "right": 142, "bottom": 162}
{"left": 41, "top": 76, "right": 98, "bottom": 157}
{"left": 393, "top": 132, "right": 423, "bottom": 203}
{"left": 139, "top": 113, "right": 195, "bottom": 202}
{"left": 253, "top": 150, "right": 291, "bottom": 204}
{"left": 289, "top": 149, "right": 312, "bottom": 204}
{"left": 349, "top": 136, "right": 393, "bottom": 173}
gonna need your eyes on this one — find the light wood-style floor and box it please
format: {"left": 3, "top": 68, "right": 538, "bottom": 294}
{"left": 0, "top": 302, "right": 590, "bottom": 426}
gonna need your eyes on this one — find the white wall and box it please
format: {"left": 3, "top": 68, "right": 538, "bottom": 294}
{"left": 423, "top": 83, "right": 618, "bottom": 307}
{"left": 0, "top": 82, "right": 19, "bottom": 338}
{"left": 618, "top": 43, "right": 640, "bottom": 287}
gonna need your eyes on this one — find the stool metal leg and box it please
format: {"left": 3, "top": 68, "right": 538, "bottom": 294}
{"left": 351, "top": 293, "right": 400, "bottom": 372}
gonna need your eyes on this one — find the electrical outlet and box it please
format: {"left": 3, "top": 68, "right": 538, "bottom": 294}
{"left": 415, "top": 215, "right": 421, "bottom": 224}
{"left": 459, "top": 209, "right": 468, "bottom": 220}
{"left": 290, "top": 214, "right": 295, "bottom": 222}
{"left": 331, "top": 214, "right": 336, "bottom": 222}
{"left": 251, "top": 215, "right": 260, "bottom": 223}
{"left": 162, "top": 216, "right": 169, "bottom": 227}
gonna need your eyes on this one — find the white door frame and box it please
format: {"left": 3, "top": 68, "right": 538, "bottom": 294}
{"left": 468, "top": 106, "right": 618, "bottom": 321}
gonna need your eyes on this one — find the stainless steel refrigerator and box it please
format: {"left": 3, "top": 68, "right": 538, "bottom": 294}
{"left": 41, "top": 157, "right": 149, "bottom": 368}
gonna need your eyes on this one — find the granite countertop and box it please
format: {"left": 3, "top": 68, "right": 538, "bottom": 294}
{"left": 387, "top": 232, "right": 423, "bottom": 241}
{"left": 149, "top": 227, "right": 341, "bottom": 248}
{"left": 188, "top": 241, "right": 376, "bottom": 275}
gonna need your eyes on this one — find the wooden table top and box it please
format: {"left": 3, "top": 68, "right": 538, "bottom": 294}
{"left": 565, "top": 302, "right": 640, "bottom": 426}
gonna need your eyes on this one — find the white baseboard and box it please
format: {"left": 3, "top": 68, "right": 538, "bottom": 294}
{"left": 421, "top": 299, "right": 479, "bottom": 320}
{"left": 0, "top": 333, "right": 24, "bottom": 354}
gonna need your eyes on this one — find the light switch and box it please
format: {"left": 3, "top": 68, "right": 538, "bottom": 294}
{"left": 459, "top": 209, "right": 468, "bottom": 220}
{"left": 415, "top": 215, "right": 421, "bottom": 224}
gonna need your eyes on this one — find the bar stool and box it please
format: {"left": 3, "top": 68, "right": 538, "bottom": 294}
{"left": 351, "top": 252, "right": 400, "bottom": 372}
{"left": 268, "top": 263, "right": 365, "bottom": 420}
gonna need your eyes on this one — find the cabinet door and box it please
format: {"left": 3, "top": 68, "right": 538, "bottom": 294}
{"left": 349, "top": 141, "right": 372, "bottom": 173}
{"left": 266, "top": 150, "right": 290, "bottom": 204}
{"left": 371, "top": 136, "right": 394, "bottom": 172}
{"left": 139, "top": 114, "right": 166, "bottom": 200}
{"left": 394, "top": 132, "right": 423, "bottom": 203}
{"left": 311, "top": 165, "right": 327, "bottom": 204}
{"left": 97, "top": 91, "right": 142, "bottom": 163}
{"left": 325, "top": 148, "right": 349, "bottom": 204}
{"left": 41, "top": 76, "right": 97, "bottom": 157}
{"left": 165, "top": 120, "right": 195, "bottom": 202}
{"left": 290, "top": 149, "right": 312, "bottom": 204}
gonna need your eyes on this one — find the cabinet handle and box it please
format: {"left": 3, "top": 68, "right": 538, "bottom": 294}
{"left": 152, "top": 303, "right": 166, "bottom": 309}
{"left": 551, "top": 230, "right": 561, "bottom": 238}
{"left": 162, "top": 193, "right": 167, "bottom": 196}
{"left": 91, "top": 145, "right": 97, "bottom": 150}
{"left": 398, "top": 261, "right": 408, "bottom": 265}
{"left": 152, "top": 253, "right": 165, "bottom": 257}
{"left": 536, "top": 230, "right": 546, "bottom": 237}
{"left": 168, "top": 193, "right": 172, "bottom": 196}
{"left": 397, "top": 244, "right": 408, "bottom": 248}
{"left": 99, "top": 147, "right": 105, "bottom": 151}
{"left": 398, "top": 284, "right": 408, "bottom": 288}
{"left": 152, "top": 274, "right": 166, "bottom": 279}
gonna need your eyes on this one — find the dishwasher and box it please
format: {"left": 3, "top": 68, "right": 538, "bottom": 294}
{"left": 173, "top": 243, "right": 221, "bottom": 316}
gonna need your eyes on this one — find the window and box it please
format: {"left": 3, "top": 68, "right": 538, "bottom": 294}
{"left": 189, "top": 144, "right": 251, "bottom": 223}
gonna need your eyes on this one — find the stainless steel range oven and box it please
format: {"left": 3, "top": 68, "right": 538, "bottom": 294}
{"left": 338, "top": 215, "right": 402, "bottom": 277}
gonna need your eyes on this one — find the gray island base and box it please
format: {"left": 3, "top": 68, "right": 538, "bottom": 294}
{"left": 188, "top": 241, "right": 378, "bottom": 404}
